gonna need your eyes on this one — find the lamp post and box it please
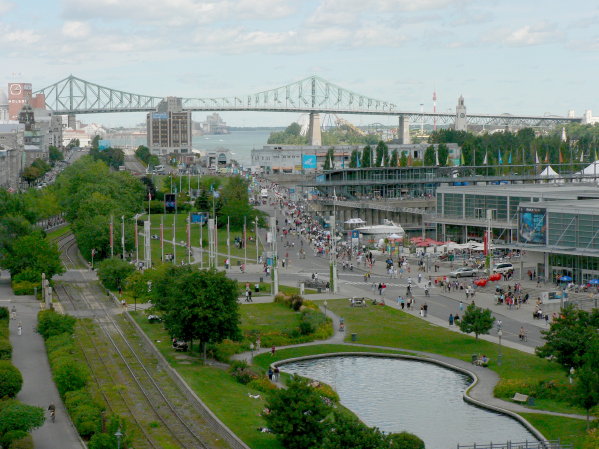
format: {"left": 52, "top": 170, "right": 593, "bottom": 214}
{"left": 324, "top": 299, "right": 328, "bottom": 317}
{"left": 497, "top": 328, "right": 503, "bottom": 366}
{"left": 115, "top": 428, "right": 123, "bottom": 449}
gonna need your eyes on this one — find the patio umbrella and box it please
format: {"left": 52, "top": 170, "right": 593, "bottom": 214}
{"left": 588, "top": 279, "right": 599, "bottom": 285}
{"left": 559, "top": 275, "right": 572, "bottom": 282}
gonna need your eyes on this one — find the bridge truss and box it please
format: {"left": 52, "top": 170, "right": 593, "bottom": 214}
{"left": 34, "top": 75, "right": 580, "bottom": 127}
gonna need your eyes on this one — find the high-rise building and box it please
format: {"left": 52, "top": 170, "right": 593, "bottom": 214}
{"left": 146, "top": 97, "right": 192, "bottom": 155}
{"left": 455, "top": 95, "right": 467, "bottom": 131}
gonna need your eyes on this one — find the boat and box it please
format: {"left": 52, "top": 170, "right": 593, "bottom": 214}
{"left": 354, "top": 219, "right": 405, "bottom": 238}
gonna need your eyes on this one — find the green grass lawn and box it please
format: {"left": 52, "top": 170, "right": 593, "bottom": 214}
{"left": 240, "top": 303, "right": 300, "bottom": 334}
{"left": 45, "top": 224, "right": 71, "bottom": 241}
{"left": 237, "top": 282, "right": 317, "bottom": 296}
{"left": 520, "top": 413, "right": 591, "bottom": 449}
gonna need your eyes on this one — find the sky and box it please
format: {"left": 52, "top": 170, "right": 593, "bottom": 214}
{"left": 1, "top": 0, "right": 598, "bottom": 128}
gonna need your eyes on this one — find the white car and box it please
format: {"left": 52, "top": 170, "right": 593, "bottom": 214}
{"left": 492, "top": 263, "right": 514, "bottom": 274}
{"left": 449, "top": 267, "right": 478, "bottom": 278}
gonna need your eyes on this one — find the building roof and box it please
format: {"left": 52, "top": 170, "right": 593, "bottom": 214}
{"left": 437, "top": 182, "right": 599, "bottom": 200}
{"left": 520, "top": 198, "right": 599, "bottom": 214}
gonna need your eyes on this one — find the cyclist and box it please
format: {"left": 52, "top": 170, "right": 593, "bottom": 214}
{"left": 48, "top": 404, "right": 56, "bottom": 422}
{"left": 519, "top": 327, "right": 527, "bottom": 341}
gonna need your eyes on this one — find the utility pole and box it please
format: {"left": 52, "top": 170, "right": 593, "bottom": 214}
{"left": 160, "top": 215, "right": 164, "bottom": 263}
{"left": 187, "top": 213, "right": 191, "bottom": 265}
{"left": 200, "top": 218, "right": 204, "bottom": 268}
{"left": 172, "top": 213, "right": 176, "bottom": 265}
{"left": 134, "top": 218, "right": 139, "bottom": 266}
{"left": 144, "top": 220, "right": 152, "bottom": 269}
{"left": 270, "top": 216, "right": 279, "bottom": 295}
{"left": 110, "top": 215, "right": 114, "bottom": 258}
{"left": 208, "top": 218, "right": 216, "bottom": 268}
{"left": 255, "top": 218, "right": 259, "bottom": 263}
{"left": 121, "top": 215, "right": 125, "bottom": 261}
{"left": 330, "top": 214, "right": 338, "bottom": 293}
{"left": 227, "top": 216, "right": 231, "bottom": 270}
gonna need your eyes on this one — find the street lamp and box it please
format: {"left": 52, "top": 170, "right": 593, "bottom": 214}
{"left": 497, "top": 328, "right": 503, "bottom": 366}
{"left": 115, "top": 428, "right": 123, "bottom": 449}
{"left": 324, "top": 299, "right": 328, "bottom": 317}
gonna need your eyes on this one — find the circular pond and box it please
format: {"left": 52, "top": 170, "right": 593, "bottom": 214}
{"left": 280, "top": 356, "right": 537, "bottom": 449}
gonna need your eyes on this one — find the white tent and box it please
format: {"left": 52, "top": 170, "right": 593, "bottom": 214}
{"left": 576, "top": 161, "right": 599, "bottom": 179}
{"left": 345, "top": 218, "right": 366, "bottom": 224}
{"left": 539, "top": 165, "right": 564, "bottom": 183}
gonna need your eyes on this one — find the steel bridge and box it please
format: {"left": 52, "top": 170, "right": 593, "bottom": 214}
{"left": 34, "top": 75, "right": 580, "bottom": 129}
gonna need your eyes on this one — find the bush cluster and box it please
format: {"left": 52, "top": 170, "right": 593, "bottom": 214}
{"left": 11, "top": 281, "right": 40, "bottom": 296}
{"left": 0, "top": 308, "right": 11, "bottom": 360}
{"left": 494, "top": 378, "right": 574, "bottom": 402}
{"left": 229, "top": 360, "right": 259, "bottom": 385}
{"left": 38, "top": 310, "right": 127, "bottom": 444}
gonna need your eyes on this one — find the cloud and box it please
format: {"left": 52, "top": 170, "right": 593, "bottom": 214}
{"left": 62, "top": 21, "right": 90, "bottom": 39}
{"left": 0, "top": 24, "right": 41, "bottom": 45}
{"left": 0, "top": 0, "right": 13, "bottom": 14}
{"left": 496, "top": 22, "right": 561, "bottom": 46}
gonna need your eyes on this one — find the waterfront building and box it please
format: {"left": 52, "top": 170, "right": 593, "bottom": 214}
{"left": 0, "top": 123, "right": 25, "bottom": 188}
{"left": 146, "top": 97, "right": 192, "bottom": 155}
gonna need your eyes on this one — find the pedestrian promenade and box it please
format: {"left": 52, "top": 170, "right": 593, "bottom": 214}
{"left": 1, "top": 273, "right": 84, "bottom": 449}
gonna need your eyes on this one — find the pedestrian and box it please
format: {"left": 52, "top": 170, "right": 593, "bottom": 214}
{"left": 423, "top": 303, "right": 428, "bottom": 317}
{"left": 11, "top": 306, "right": 16, "bottom": 320}
{"left": 17, "top": 321, "right": 22, "bottom": 336}
{"left": 245, "top": 289, "right": 250, "bottom": 302}
{"left": 449, "top": 313, "right": 454, "bottom": 326}
{"left": 268, "top": 368, "right": 273, "bottom": 380}
{"left": 248, "top": 290, "right": 253, "bottom": 302}
{"left": 401, "top": 298, "right": 405, "bottom": 309}
{"left": 271, "top": 345, "right": 276, "bottom": 356}
{"left": 256, "top": 338, "right": 261, "bottom": 350}
{"left": 274, "top": 366, "right": 280, "bottom": 382}
{"left": 459, "top": 301, "right": 464, "bottom": 312}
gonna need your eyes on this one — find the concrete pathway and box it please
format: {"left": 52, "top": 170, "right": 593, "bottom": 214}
{"left": 1, "top": 275, "right": 84, "bottom": 449}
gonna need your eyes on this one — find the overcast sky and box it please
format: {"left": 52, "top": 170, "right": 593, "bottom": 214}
{"left": 1, "top": 0, "right": 598, "bottom": 127}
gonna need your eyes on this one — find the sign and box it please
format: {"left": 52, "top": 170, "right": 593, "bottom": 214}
{"left": 98, "top": 139, "right": 110, "bottom": 150}
{"left": 519, "top": 207, "right": 546, "bottom": 245}
{"left": 152, "top": 112, "right": 168, "bottom": 119}
{"left": 191, "top": 213, "right": 207, "bottom": 224}
{"left": 302, "top": 155, "right": 317, "bottom": 169}
{"left": 8, "top": 83, "right": 32, "bottom": 120}
{"left": 351, "top": 230, "right": 359, "bottom": 239}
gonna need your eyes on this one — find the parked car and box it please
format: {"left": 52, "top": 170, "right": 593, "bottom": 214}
{"left": 449, "top": 267, "right": 478, "bottom": 278}
{"left": 492, "top": 263, "right": 514, "bottom": 274}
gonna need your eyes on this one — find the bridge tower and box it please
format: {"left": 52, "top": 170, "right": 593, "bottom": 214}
{"left": 455, "top": 95, "right": 467, "bottom": 131}
{"left": 398, "top": 115, "right": 411, "bottom": 144}
{"left": 307, "top": 112, "right": 322, "bottom": 146}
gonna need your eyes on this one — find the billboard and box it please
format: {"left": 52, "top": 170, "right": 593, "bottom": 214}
{"left": 8, "top": 83, "right": 32, "bottom": 120}
{"left": 302, "top": 154, "right": 317, "bottom": 169}
{"left": 519, "top": 207, "right": 547, "bottom": 245}
{"left": 191, "top": 212, "right": 207, "bottom": 224}
{"left": 165, "top": 193, "right": 176, "bottom": 213}
{"left": 152, "top": 112, "right": 168, "bottom": 119}
{"left": 98, "top": 140, "right": 110, "bottom": 150}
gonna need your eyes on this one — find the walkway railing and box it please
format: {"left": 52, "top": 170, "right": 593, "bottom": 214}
{"left": 457, "top": 440, "right": 572, "bottom": 449}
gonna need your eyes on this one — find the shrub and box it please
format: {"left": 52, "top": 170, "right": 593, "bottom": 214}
{"left": 37, "top": 310, "right": 76, "bottom": 340}
{"left": 289, "top": 294, "right": 304, "bottom": 311}
{"left": 493, "top": 379, "right": 534, "bottom": 399}
{"left": 52, "top": 358, "right": 89, "bottom": 396}
{"left": 45, "top": 332, "right": 74, "bottom": 354}
{"left": 229, "top": 360, "right": 258, "bottom": 385}
{"left": 65, "top": 389, "right": 95, "bottom": 411}
{"left": 96, "top": 258, "right": 136, "bottom": 291}
{"left": 71, "top": 404, "right": 103, "bottom": 438}
{"left": 248, "top": 377, "right": 278, "bottom": 393}
{"left": 298, "top": 320, "right": 315, "bottom": 336}
{"left": 0, "top": 307, "right": 9, "bottom": 320}
{"left": 12, "top": 270, "right": 42, "bottom": 284}
{"left": 88, "top": 433, "right": 114, "bottom": 449}
{"left": 9, "top": 434, "right": 34, "bottom": 449}
{"left": 273, "top": 293, "right": 289, "bottom": 306}
{"left": 388, "top": 431, "right": 425, "bottom": 449}
{"left": 0, "top": 361, "right": 23, "bottom": 397}
{"left": 211, "top": 339, "right": 246, "bottom": 362}
{"left": 0, "top": 339, "right": 12, "bottom": 360}
{"left": 11, "top": 281, "right": 40, "bottom": 296}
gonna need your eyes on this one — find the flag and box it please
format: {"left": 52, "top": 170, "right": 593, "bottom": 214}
{"left": 595, "top": 150, "right": 598, "bottom": 162}
{"left": 483, "top": 152, "right": 488, "bottom": 165}
{"left": 435, "top": 149, "right": 439, "bottom": 166}
{"left": 580, "top": 151, "right": 584, "bottom": 163}
{"left": 356, "top": 152, "right": 361, "bottom": 168}
{"left": 535, "top": 151, "right": 539, "bottom": 164}
{"left": 544, "top": 151, "right": 549, "bottom": 163}
{"left": 559, "top": 150, "right": 564, "bottom": 164}
{"left": 508, "top": 152, "right": 512, "bottom": 164}
{"left": 332, "top": 188, "right": 338, "bottom": 201}
{"left": 460, "top": 152, "right": 465, "bottom": 166}
{"left": 408, "top": 154, "right": 413, "bottom": 166}
{"left": 498, "top": 150, "right": 503, "bottom": 165}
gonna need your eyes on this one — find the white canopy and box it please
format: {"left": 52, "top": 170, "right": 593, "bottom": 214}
{"left": 539, "top": 165, "right": 560, "bottom": 177}
{"left": 576, "top": 161, "right": 599, "bottom": 177}
{"left": 387, "top": 233, "right": 402, "bottom": 239}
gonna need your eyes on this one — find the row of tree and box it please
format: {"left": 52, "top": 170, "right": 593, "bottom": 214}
{"left": 134, "top": 145, "right": 160, "bottom": 168}
{"left": 268, "top": 122, "right": 380, "bottom": 146}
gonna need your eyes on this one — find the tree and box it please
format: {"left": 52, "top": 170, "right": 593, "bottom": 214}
{"left": 571, "top": 337, "right": 599, "bottom": 425}
{"left": 388, "top": 431, "right": 425, "bottom": 449}
{"left": 424, "top": 145, "right": 436, "bottom": 166}
{"left": 349, "top": 149, "right": 359, "bottom": 168}
{"left": 264, "top": 376, "right": 330, "bottom": 449}
{"left": 0, "top": 232, "right": 64, "bottom": 279}
{"left": 361, "top": 145, "right": 373, "bottom": 168}
{"left": 389, "top": 149, "right": 399, "bottom": 167}
{"left": 438, "top": 143, "right": 449, "bottom": 167}
{"left": 195, "top": 189, "right": 211, "bottom": 211}
{"left": 285, "top": 122, "right": 302, "bottom": 136}
{"left": 91, "top": 135, "right": 100, "bottom": 150}
{"left": 140, "top": 176, "right": 156, "bottom": 200}
{"left": 21, "top": 166, "right": 42, "bottom": 185}
{"left": 96, "top": 258, "right": 135, "bottom": 290}
{"left": 399, "top": 152, "right": 408, "bottom": 167}
{"left": 49, "top": 145, "right": 64, "bottom": 163}
{"left": 151, "top": 266, "right": 241, "bottom": 354}
{"left": 0, "top": 361, "right": 23, "bottom": 398}
{"left": 0, "top": 400, "right": 45, "bottom": 449}
{"left": 459, "top": 303, "right": 495, "bottom": 339}
{"left": 321, "top": 412, "right": 390, "bottom": 449}
{"left": 323, "top": 148, "right": 335, "bottom": 170}
{"left": 375, "top": 141, "right": 389, "bottom": 167}
{"left": 536, "top": 306, "right": 599, "bottom": 373}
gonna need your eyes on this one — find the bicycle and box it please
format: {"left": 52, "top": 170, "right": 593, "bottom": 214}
{"left": 50, "top": 409, "right": 55, "bottom": 423}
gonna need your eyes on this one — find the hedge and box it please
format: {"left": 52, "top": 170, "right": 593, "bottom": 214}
{"left": 0, "top": 360, "right": 23, "bottom": 397}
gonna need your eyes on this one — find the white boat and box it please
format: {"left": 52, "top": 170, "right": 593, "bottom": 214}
{"left": 354, "top": 220, "right": 405, "bottom": 237}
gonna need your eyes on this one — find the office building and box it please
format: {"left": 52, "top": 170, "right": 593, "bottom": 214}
{"left": 146, "top": 97, "right": 192, "bottom": 155}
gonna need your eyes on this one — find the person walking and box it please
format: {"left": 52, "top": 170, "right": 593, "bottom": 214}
{"left": 11, "top": 306, "right": 16, "bottom": 320}
{"left": 268, "top": 368, "right": 273, "bottom": 380}
{"left": 271, "top": 345, "right": 276, "bottom": 356}
{"left": 17, "top": 321, "right": 22, "bottom": 336}
{"left": 449, "top": 313, "right": 454, "bottom": 326}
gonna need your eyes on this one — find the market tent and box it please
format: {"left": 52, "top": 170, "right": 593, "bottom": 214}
{"left": 539, "top": 165, "right": 564, "bottom": 183}
{"left": 575, "top": 161, "right": 599, "bottom": 180}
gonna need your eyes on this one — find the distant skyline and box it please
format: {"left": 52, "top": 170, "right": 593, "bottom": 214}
{"left": 1, "top": 0, "right": 598, "bottom": 128}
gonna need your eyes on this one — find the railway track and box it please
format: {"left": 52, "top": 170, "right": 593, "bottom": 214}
{"left": 55, "top": 281, "right": 227, "bottom": 449}
{"left": 54, "top": 233, "right": 87, "bottom": 270}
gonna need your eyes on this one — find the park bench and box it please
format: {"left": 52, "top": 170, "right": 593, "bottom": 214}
{"left": 350, "top": 297, "right": 366, "bottom": 307}
{"left": 512, "top": 393, "right": 529, "bottom": 403}
{"left": 172, "top": 340, "right": 188, "bottom": 352}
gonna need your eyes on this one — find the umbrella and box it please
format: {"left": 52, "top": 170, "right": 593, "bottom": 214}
{"left": 588, "top": 279, "right": 599, "bottom": 285}
{"left": 559, "top": 275, "right": 572, "bottom": 282}
{"left": 388, "top": 233, "right": 402, "bottom": 239}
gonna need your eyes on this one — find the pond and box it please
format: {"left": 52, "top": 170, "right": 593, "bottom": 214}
{"left": 280, "top": 356, "right": 537, "bottom": 449}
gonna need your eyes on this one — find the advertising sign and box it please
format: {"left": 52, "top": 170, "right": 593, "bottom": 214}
{"left": 152, "top": 112, "right": 168, "bottom": 119}
{"left": 165, "top": 193, "right": 176, "bottom": 213}
{"left": 302, "top": 155, "right": 317, "bottom": 169}
{"left": 8, "top": 83, "right": 33, "bottom": 119}
{"left": 519, "top": 207, "right": 547, "bottom": 245}
{"left": 98, "top": 140, "right": 110, "bottom": 150}
{"left": 191, "top": 213, "right": 207, "bottom": 224}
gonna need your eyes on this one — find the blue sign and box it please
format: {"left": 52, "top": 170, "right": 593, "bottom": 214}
{"left": 152, "top": 112, "right": 168, "bottom": 119}
{"left": 289, "top": 188, "right": 295, "bottom": 193}
{"left": 351, "top": 230, "right": 359, "bottom": 239}
{"left": 191, "top": 213, "right": 207, "bottom": 224}
{"left": 302, "top": 155, "right": 317, "bottom": 169}
{"left": 98, "top": 140, "right": 110, "bottom": 150}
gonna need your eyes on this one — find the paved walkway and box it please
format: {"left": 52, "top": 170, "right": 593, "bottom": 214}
{"left": 234, "top": 297, "right": 589, "bottom": 422}
{"left": 1, "top": 274, "right": 84, "bottom": 449}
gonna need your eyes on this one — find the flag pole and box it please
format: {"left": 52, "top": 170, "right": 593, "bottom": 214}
{"left": 244, "top": 216, "right": 247, "bottom": 269}
{"left": 160, "top": 215, "right": 164, "bottom": 262}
